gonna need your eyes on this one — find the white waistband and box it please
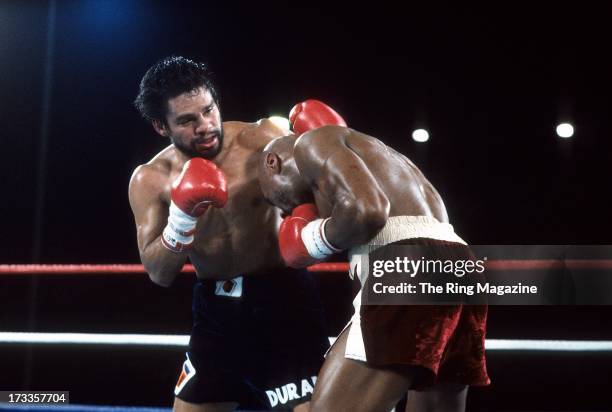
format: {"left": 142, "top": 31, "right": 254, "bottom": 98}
{"left": 363, "top": 215, "right": 466, "bottom": 247}
{"left": 347, "top": 216, "right": 466, "bottom": 281}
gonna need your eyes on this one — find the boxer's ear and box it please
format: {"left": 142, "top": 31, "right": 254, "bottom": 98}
{"left": 264, "top": 152, "right": 281, "bottom": 174}
{"left": 152, "top": 119, "right": 169, "bottom": 137}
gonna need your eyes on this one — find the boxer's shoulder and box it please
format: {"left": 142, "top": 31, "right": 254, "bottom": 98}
{"left": 130, "top": 145, "right": 175, "bottom": 193}
{"left": 227, "top": 118, "right": 290, "bottom": 150}
{"left": 293, "top": 125, "right": 351, "bottom": 165}
{"left": 222, "top": 120, "right": 251, "bottom": 136}
{"left": 295, "top": 125, "right": 350, "bottom": 150}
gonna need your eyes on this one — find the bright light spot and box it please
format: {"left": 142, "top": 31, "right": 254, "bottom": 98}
{"left": 268, "top": 116, "right": 290, "bottom": 132}
{"left": 556, "top": 123, "right": 574, "bottom": 138}
{"left": 412, "top": 129, "right": 430, "bottom": 143}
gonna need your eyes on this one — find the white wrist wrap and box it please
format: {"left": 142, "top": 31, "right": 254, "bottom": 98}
{"left": 301, "top": 218, "right": 342, "bottom": 259}
{"left": 161, "top": 201, "right": 198, "bottom": 253}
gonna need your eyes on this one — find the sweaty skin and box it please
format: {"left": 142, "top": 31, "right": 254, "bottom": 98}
{"left": 130, "top": 83, "right": 315, "bottom": 412}
{"left": 262, "top": 125, "right": 449, "bottom": 251}
{"left": 260, "top": 126, "right": 468, "bottom": 412}
{"left": 129, "top": 89, "right": 286, "bottom": 287}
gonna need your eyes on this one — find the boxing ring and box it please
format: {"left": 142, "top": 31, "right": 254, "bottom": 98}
{"left": 2, "top": 261, "right": 612, "bottom": 411}
{"left": 2, "top": 261, "right": 612, "bottom": 351}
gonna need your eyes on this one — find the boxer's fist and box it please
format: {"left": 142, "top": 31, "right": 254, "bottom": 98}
{"left": 278, "top": 204, "right": 341, "bottom": 268}
{"left": 172, "top": 158, "right": 228, "bottom": 216}
{"left": 289, "top": 100, "right": 347, "bottom": 135}
{"left": 279, "top": 204, "right": 320, "bottom": 268}
{"left": 162, "top": 158, "right": 227, "bottom": 252}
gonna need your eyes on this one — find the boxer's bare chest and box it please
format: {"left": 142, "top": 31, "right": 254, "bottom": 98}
{"left": 188, "top": 138, "right": 282, "bottom": 278}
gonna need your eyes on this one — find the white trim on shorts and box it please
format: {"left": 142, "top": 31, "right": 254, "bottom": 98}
{"left": 334, "top": 216, "right": 467, "bottom": 363}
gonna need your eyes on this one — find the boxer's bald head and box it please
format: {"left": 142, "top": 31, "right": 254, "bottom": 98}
{"left": 259, "top": 135, "right": 313, "bottom": 214}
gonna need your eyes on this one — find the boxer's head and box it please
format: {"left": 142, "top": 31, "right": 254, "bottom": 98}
{"left": 135, "top": 56, "right": 224, "bottom": 159}
{"left": 259, "top": 135, "right": 313, "bottom": 215}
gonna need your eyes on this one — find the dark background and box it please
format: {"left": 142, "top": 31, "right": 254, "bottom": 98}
{"left": 1, "top": 1, "right": 612, "bottom": 410}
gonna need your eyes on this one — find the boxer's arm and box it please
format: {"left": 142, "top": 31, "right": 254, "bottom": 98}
{"left": 128, "top": 165, "right": 187, "bottom": 287}
{"left": 294, "top": 127, "right": 390, "bottom": 250}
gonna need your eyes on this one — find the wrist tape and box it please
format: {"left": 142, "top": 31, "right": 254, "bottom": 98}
{"left": 161, "top": 201, "right": 198, "bottom": 253}
{"left": 301, "top": 218, "right": 342, "bottom": 259}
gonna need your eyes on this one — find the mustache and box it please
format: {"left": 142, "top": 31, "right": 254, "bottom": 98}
{"left": 194, "top": 130, "right": 220, "bottom": 144}
{"left": 193, "top": 130, "right": 221, "bottom": 144}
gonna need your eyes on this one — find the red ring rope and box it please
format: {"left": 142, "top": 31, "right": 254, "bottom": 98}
{"left": 0, "top": 264, "right": 193, "bottom": 275}
{"left": 0, "top": 260, "right": 611, "bottom": 275}
{"left": 308, "top": 260, "right": 612, "bottom": 272}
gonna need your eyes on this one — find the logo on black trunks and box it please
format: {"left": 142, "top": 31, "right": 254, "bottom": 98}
{"left": 174, "top": 354, "right": 196, "bottom": 396}
{"left": 266, "top": 376, "right": 317, "bottom": 407}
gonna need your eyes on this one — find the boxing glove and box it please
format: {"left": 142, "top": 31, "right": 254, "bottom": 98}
{"left": 162, "top": 158, "right": 228, "bottom": 252}
{"left": 289, "top": 100, "right": 347, "bottom": 135}
{"left": 278, "top": 203, "right": 342, "bottom": 268}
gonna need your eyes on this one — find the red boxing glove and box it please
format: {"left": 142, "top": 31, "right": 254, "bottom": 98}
{"left": 162, "top": 158, "right": 228, "bottom": 252}
{"left": 278, "top": 203, "right": 342, "bottom": 268}
{"left": 289, "top": 100, "right": 347, "bottom": 135}
{"left": 172, "top": 158, "right": 228, "bottom": 216}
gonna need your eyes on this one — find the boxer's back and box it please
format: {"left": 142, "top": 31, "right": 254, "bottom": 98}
{"left": 345, "top": 129, "right": 449, "bottom": 222}
{"left": 297, "top": 126, "right": 449, "bottom": 223}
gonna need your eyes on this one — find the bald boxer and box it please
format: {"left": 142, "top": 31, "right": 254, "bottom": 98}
{"left": 259, "top": 127, "right": 489, "bottom": 412}
{"left": 129, "top": 56, "right": 337, "bottom": 411}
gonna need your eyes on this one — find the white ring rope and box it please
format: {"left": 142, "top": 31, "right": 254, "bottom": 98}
{"left": 1, "top": 332, "right": 611, "bottom": 352}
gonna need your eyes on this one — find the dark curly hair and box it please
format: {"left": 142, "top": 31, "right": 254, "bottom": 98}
{"left": 134, "top": 56, "right": 219, "bottom": 124}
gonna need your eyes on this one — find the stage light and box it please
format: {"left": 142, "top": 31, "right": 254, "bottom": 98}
{"left": 412, "top": 129, "right": 430, "bottom": 143}
{"left": 556, "top": 123, "right": 574, "bottom": 138}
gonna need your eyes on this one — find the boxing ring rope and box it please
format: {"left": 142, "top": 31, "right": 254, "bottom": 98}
{"left": 2, "top": 259, "right": 612, "bottom": 275}
{"left": 1, "top": 332, "right": 611, "bottom": 352}
{"left": 2, "top": 261, "right": 612, "bottom": 352}
{"left": 0, "top": 264, "right": 188, "bottom": 275}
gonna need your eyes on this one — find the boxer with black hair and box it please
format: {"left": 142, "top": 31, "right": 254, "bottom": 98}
{"left": 130, "top": 56, "right": 345, "bottom": 411}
